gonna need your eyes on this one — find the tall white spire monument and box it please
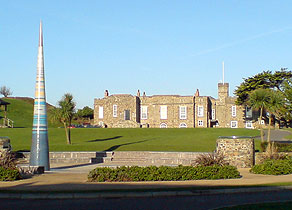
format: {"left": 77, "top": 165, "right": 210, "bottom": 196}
{"left": 29, "top": 21, "right": 50, "bottom": 171}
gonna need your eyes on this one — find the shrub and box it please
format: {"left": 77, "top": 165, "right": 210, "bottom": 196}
{"left": 0, "top": 166, "right": 21, "bottom": 181}
{"left": 250, "top": 158, "right": 292, "bottom": 175}
{"left": 88, "top": 165, "right": 240, "bottom": 182}
{"left": 0, "top": 151, "right": 18, "bottom": 169}
{"left": 192, "top": 153, "right": 227, "bottom": 167}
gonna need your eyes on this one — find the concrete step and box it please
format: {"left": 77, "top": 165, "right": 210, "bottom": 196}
{"left": 90, "top": 157, "right": 112, "bottom": 164}
{"left": 50, "top": 158, "right": 90, "bottom": 164}
{"left": 111, "top": 158, "right": 147, "bottom": 162}
{"left": 17, "top": 151, "right": 206, "bottom": 165}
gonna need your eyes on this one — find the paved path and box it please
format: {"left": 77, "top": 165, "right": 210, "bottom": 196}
{"left": 1, "top": 165, "right": 292, "bottom": 192}
{"left": 1, "top": 163, "right": 292, "bottom": 209}
{"left": 263, "top": 129, "right": 291, "bottom": 141}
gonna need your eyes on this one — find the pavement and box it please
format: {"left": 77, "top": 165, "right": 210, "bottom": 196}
{"left": 0, "top": 162, "right": 292, "bottom": 200}
{"left": 263, "top": 129, "right": 292, "bottom": 142}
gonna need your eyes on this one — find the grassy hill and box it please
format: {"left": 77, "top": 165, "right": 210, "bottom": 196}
{"left": 0, "top": 97, "right": 59, "bottom": 128}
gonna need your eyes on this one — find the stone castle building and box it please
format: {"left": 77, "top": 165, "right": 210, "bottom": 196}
{"left": 94, "top": 82, "right": 259, "bottom": 128}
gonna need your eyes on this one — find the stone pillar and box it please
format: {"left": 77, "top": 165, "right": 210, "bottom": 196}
{"left": 216, "top": 136, "right": 255, "bottom": 168}
{"left": 0, "top": 137, "right": 11, "bottom": 152}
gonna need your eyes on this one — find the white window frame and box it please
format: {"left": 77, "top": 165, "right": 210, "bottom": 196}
{"left": 113, "top": 104, "right": 117, "bottom": 117}
{"left": 198, "top": 106, "right": 204, "bottom": 117}
{"left": 160, "top": 105, "right": 167, "bottom": 120}
{"left": 231, "top": 121, "right": 238, "bottom": 128}
{"left": 179, "top": 106, "right": 187, "bottom": 119}
{"left": 212, "top": 109, "right": 215, "bottom": 120}
{"left": 141, "top": 106, "right": 148, "bottom": 120}
{"left": 179, "top": 123, "right": 187, "bottom": 128}
{"left": 232, "top": 105, "right": 236, "bottom": 117}
{"left": 99, "top": 106, "right": 104, "bottom": 119}
{"left": 198, "top": 120, "right": 203, "bottom": 126}
{"left": 245, "top": 121, "right": 253, "bottom": 129}
{"left": 160, "top": 123, "right": 167, "bottom": 128}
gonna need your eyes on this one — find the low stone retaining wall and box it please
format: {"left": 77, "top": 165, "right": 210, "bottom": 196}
{"left": 255, "top": 152, "right": 292, "bottom": 164}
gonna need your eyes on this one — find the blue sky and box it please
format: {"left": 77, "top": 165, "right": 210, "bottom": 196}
{"left": 1, "top": 1, "right": 292, "bottom": 108}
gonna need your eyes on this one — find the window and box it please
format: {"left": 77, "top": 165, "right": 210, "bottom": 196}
{"left": 231, "top": 121, "right": 238, "bottom": 128}
{"left": 179, "top": 106, "right": 187, "bottom": 119}
{"left": 113, "top": 105, "right": 117, "bottom": 117}
{"left": 160, "top": 123, "right": 167, "bottom": 128}
{"left": 160, "top": 105, "right": 167, "bottom": 119}
{"left": 198, "top": 106, "right": 204, "bottom": 117}
{"left": 124, "top": 110, "right": 130, "bottom": 120}
{"left": 179, "top": 123, "right": 187, "bottom": 128}
{"left": 212, "top": 109, "right": 215, "bottom": 120}
{"left": 141, "top": 106, "right": 148, "bottom": 119}
{"left": 198, "top": 120, "right": 203, "bottom": 126}
{"left": 246, "top": 121, "right": 253, "bottom": 129}
{"left": 246, "top": 107, "right": 252, "bottom": 118}
{"left": 99, "top": 106, "right": 103, "bottom": 119}
{"left": 231, "top": 105, "right": 236, "bottom": 117}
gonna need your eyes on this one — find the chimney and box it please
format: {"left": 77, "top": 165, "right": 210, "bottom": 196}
{"left": 195, "top": 89, "right": 200, "bottom": 97}
{"left": 137, "top": 89, "right": 140, "bottom": 97}
{"left": 104, "top": 90, "right": 109, "bottom": 97}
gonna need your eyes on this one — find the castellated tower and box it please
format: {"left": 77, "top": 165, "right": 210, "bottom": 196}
{"left": 218, "top": 83, "right": 229, "bottom": 102}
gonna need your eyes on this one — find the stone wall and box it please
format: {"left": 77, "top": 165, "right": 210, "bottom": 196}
{"left": 94, "top": 94, "right": 140, "bottom": 128}
{"left": 93, "top": 82, "right": 264, "bottom": 128}
{"left": 0, "top": 137, "right": 11, "bottom": 151}
{"left": 216, "top": 137, "right": 255, "bottom": 168}
{"left": 140, "top": 95, "right": 196, "bottom": 128}
{"left": 194, "top": 96, "right": 211, "bottom": 128}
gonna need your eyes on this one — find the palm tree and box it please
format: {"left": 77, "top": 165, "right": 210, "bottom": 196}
{"left": 265, "top": 90, "right": 284, "bottom": 142}
{"left": 248, "top": 89, "right": 271, "bottom": 142}
{"left": 50, "top": 93, "right": 76, "bottom": 144}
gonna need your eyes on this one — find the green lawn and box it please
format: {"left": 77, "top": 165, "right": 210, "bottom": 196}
{"left": 0, "top": 128, "right": 260, "bottom": 152}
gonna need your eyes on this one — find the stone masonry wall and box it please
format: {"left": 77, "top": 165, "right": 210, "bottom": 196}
{"left": 140, "top": 95, "right": 195, "bottom": 128}
{"left": 194, "top": 96, "right": 211, "bottom": 128}
{"left": 216, "top": 137, "right": 255, "bottom": 168}
{"left": 94, "top": 94, "right": 140, "bottom": 128}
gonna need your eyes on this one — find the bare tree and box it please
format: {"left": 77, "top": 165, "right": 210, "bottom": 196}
{"left": 0, "top": 86, "right": 12, "bottom": 97}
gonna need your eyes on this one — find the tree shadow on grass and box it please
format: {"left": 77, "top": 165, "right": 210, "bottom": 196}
{"left": 87, "top": 136, "right": 123, "bottom": 142}
{"left": 103, "top": 139, "right": 153, "bottom": 151}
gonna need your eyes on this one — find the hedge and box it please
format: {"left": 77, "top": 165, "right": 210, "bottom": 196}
{"left": 250, "top": 159, "right": 292, "bottom": 175}
{"left": 88, "top": 165, "right": 240, "bottom": 182}
{"left": 0, "top": 167, "right": 21, "bottom": 181}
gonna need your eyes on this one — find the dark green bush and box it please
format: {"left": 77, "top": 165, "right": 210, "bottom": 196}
{"left": 88, "top": 165, "right": 240, "bottom": 182}
{"left": 0, "top": 166, "right": 21, "bottom": 181}
{"left": 250, "top": 159, "right": 292, "bottom": 175}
